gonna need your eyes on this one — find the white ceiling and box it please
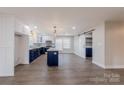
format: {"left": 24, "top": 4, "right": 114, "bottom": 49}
{"left": 0, "top": 7, "right": 124, "bottom": 35}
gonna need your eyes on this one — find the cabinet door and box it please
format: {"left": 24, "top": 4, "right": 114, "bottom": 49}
{"left": 47, "top": 51, "right": 58, "bottom": 66}
{"left": 86, "top": 48, "right": 92, "bottom": 57}
{"left": 52, "top": 51, "right": 58, "bottom": 66}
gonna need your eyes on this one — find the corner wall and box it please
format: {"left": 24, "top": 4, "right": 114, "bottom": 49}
{"left": 105, "top": 21, "right": 124, "bottom": 68}
{"left": 0, "top": 15, "right": 15, "bottom": 76}
{"left": 92, "top": 21, "right": 124, "bottom": 69}
{"left": 74, "top": 34, "right": 86, "bottom": 58}
{"left": 14, "top": 34, "right": 29, "bottom": 66}
{"left": 92, "top": 22, "right": 106, "bottom": 68}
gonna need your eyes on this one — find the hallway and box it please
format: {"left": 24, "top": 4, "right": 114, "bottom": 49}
{"left": 0, "top": 54, "right": 124, "bottom": 85}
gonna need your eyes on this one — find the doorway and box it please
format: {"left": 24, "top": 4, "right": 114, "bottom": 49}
{"left": 14, "top": 32, "right": 29, "bottom": 67}
{"left": 85, "top": 32, "right": 92, "bottom": 58}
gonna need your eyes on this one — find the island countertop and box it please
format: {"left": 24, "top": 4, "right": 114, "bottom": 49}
{"left": 47, "top": 48, "right": 59, "bottom": 51}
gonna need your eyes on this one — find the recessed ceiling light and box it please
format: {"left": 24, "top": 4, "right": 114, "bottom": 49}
{"left": 72, "top": 26, "right": 76, "bottom": 30}
{"left": 34, "top": 26, "right": 38, "bottom": 29}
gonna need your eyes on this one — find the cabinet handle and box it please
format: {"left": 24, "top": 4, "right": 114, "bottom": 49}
{"left": 54, "top": 52, "right": 57, "bottom": 55}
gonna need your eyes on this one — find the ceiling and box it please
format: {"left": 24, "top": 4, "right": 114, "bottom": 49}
{"left": 0, "top": 7, "right": 124, "bottom": 35}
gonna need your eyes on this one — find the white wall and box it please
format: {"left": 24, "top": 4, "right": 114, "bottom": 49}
{"left": 15, "top": 19, "right": 29, "bottom": 66}
{"left": 20, "top": 35, "right": 29, "bottom": 65}
{"left": 74, "top": 35, "right": 86, "bottom": 58}
{"left": 105, "top": 21, "right": 124, "bottom": 68}
{"left": 15, "top": 35, "right": 22, "bottom": 66}
{"left": 14, "top": 34, "right": 29, "bottom": 66}
{"left": 15, "top": 19, "right": 29, "bottom": 35}
{"left": 92, "top": 21, "right": 124, "bottom": 69}
{"left": 74, "top": 36, "right": 79, "bottom": 55}
{"left": 0, "top": 15, "right": 15, "bottom": 76}
{"left": 0, "top": 15, "right": 29, "bottom": 76}
{"left": 92, "top": 22, "right": 106, "bottom": 68}
{"left": 73, "top": 22, "right": 106, "bottom": 68}
{"left": 79, "top": 35, "right": 86, "bottom": 58}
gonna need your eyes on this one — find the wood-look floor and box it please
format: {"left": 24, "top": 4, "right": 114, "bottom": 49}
{"left": 0, "top": 54, "right": 124, "bottom": 85}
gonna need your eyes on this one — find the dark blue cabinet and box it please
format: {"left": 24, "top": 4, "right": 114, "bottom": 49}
{"left": 41, "top": 47, "right": 46, "bottom": 54}
{"left": 29, "top": 47, "right": 46, "bottom": 64}
{"left": 47, "top": 51, "right": 58, "bottom": 66}
{"left": 86, "top": 48, "right": 92, "bottom": 57}
{"left": 29, "top": 50, "right": 34, "bottom": 62}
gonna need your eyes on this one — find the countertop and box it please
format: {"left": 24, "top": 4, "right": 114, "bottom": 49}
{"left": 47, "top": 48, "right": 59, "bottom": 51}
{"left": 29, "top": 47, "right": 45, "bottom": 50}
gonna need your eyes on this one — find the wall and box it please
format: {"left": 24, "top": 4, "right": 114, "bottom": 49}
{"left": 74, "top": 21, "right": 124, "bottom": 69}
{"left": 15, "top": 35, "right": 22, "bottom": 66}
{"left": 0, "top": 15, "right": 15, "bottom": 76}
{"left": 91, "top": 21, "right": 124, "bottom": 69}
{"left": 0, "top": 15, "right": 29, "bottom": 76}
{"left": 74, "top": 36, "right": 79, "bottom": 55}
{"left": 92, "top": 22, "right": 106, "bottom": 68}
{"left": 15, "top": 19, "right": 29, "bottom": 66}
{"left": 15, "top": 19, "right": 29, "bottom": 35}
{"left": 105, "top": 21, "right": 124, "bottom": 68}
{"left": 20, "top": 35, "right": 29, "bottom": 65}
{"left": 73, "top": 23, "right": 106, "bottom": 68}
{"left": 14, "top": 34, "right": 29, "bottom": 66}
{"left": 74, "top": 34, "right": 86, "bottom": 58}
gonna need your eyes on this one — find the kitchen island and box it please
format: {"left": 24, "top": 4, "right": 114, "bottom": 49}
{"left": 47, "top": 48, "right": 59, "bottom": 66}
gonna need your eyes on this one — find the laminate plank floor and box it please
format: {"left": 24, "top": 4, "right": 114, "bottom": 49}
{"left": 0, "top": 54, "right": 124, "bottom": 85}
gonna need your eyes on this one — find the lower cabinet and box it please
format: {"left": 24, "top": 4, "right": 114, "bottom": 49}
{"left": 86, "top": 48, "right": 92, "bottom": 57}
{"left": 47, "top": 51, "right": 58, "bottom": 66}
{"left": 29, "top": 47, "right": 46, "bottom": 63}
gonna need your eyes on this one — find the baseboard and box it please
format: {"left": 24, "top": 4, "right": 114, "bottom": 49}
{"left": 92, "top": 61, "right": 105, "bottom": 68}
{"left": 105, "top": 65, "right": 124, "bottom": 69}
{"left": 22, "top": 61, "right": 29, "bottom": 64}
{"left": 15, "top": 61, "right": 29, "bottom": 67}
{"left": 73, "top": 51, "right": 78, "bottom": 55}
{"left": 73, "top": 52, "right": 82, "bottom": 57}
{"left": 0, "top": 72, "right": 14, "bottom": 77}
{"left": 73, "top": 51, "right": 86, "bottom": 59}
{"left": 93, "top": 61, "right": 124, "bottom": 69}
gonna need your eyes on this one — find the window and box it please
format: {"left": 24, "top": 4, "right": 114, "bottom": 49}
{"left": 55, "top": 38, "right": 63, "bottom": 50}
{"left": 63, "top": 38, "right": 71, "bottom": 49}
{"left": 56, "top": 37, "right": 71, "bottom": 50}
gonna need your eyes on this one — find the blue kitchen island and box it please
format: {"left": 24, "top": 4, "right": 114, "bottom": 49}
{"left": 47, "top": 48, "right": 59, "bottom": 66}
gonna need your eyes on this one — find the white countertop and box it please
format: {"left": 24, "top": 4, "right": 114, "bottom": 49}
{"left": 47, "top": 48, "right": 59, "bottom": 51}
{"left": 83, "top": 46, "right": 92, "bottom": 48}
